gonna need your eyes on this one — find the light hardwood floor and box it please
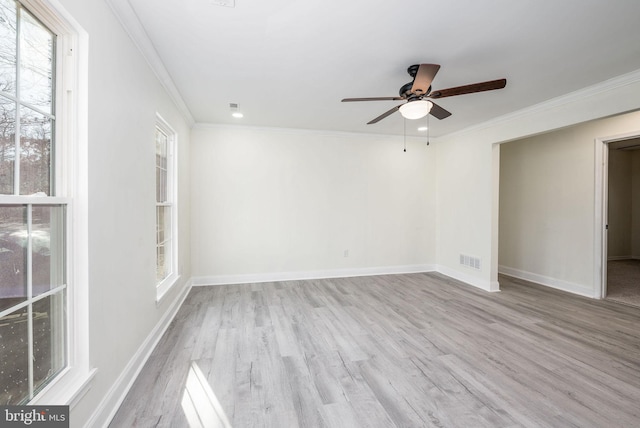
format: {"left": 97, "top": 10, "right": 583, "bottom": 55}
{"left": 110, "top": 273, "right": 640, "bottom": 427}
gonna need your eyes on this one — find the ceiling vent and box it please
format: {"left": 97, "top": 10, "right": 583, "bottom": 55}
{"left": 210, "top": 0, "right": 235, "bottom": 7}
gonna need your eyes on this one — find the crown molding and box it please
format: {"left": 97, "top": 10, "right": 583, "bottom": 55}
{"left": 442, "top": 68, "right": 640, "bottom": 142}
{"left": 104, "top": 0, "right": 195, "bottom": 126}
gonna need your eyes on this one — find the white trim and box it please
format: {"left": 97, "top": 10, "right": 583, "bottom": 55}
{"left": 436, "top": 265, "right": 500, "bottom": 292}
{"left": 594, "top": 130, "right": 640, "bottom": 300}
{"left": 490, "top": 143, "right": 501, "bottom": 288}
{"left": 103, "top": 0, "right": 194, "bottom": 126}
{"left": 87, "top": 279, "right": 193, "bottom": 428}
{"left": 192, "top": 264, "right": 437, "bottom": 286}
{"left": 444, "top": 68, "right": 640, "bottom": 141}
{"left": 157, "top": 274, "right": 181, "bottom": 303}
{"left": 3, "top": 0, "right": 92, "bottom": 406}
{"left": 66, "top": 21, "right": 91, "bottom": 399}
{"left": 0, "top": 195, "right": 70, "bottom": 204}
{"left": 155, "top": 113, "right": 179, "bottom": 301}
{"left": 191, "top": 265, "right": 506, "bottom": 294}
{"left": 498, "top": 265, "right": 595, "bottom": 298}
{"left": 31, "top": 366, "right": 97, "bottom": 409}
{"left": 594, "top": 137, "right": 608, "bottom": 299}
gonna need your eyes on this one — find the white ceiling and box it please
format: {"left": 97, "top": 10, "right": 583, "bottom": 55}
{"left": 119, "top": 0, "right": 640, "bottom": 137}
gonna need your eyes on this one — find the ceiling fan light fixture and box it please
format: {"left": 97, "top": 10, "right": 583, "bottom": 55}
{"left": 399, "top": 100, "right": 433, "bottom": 120}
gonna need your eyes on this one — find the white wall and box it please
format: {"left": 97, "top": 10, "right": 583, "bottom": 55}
{"left": 53, "top": 0, "right": 192, "bottom": 426}
{"left": 190, "top": 125, "right": 435, "bottom": 284}
{"left": 497, "top": 114, "right": 640, "bottom": 295}
{"left": 435, "top": 70, "right": 640, "bottom": 296}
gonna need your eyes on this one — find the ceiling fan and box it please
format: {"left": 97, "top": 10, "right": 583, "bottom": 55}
{"left": 341, "top": 64, "right": 507, "bottom": 124}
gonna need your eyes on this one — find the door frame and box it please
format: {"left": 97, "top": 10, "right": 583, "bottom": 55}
{"left": 595, "top": 131, "right": 640, "bottom": 299}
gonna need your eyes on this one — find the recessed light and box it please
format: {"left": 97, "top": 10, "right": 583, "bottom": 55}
{"left": 232, "top": 112, "right": 244, "bottom": 118}
{"left": 417, "top": 126, "right": 428, "bottom": 132}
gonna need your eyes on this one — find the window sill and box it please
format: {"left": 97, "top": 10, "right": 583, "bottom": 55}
{"left": 156, "top": 273, "right": 182, "bottom": 304}
{"left": 30, "top": 367, "right": 97, "bottom": 407}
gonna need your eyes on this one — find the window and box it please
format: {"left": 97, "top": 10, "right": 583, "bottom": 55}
{"left": 0, "top": 0, "right": 89, "bottom": 404}
{"left": 0, "top": 0, "right": 66, "bottom": 404}
{"left": 155, "top": 115, "right": 177, "bottom": 299}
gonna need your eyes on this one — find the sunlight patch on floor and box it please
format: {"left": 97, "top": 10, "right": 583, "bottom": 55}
{"left": 181, "top": 361, "right": 232, "bottom": 428}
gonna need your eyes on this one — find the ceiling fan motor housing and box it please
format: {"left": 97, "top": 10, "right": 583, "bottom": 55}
{"left": 407, "top": 64, "right": 420, "bottom": 77}
{"left": 400, "top": 82, "right": 431, "bottom": 99}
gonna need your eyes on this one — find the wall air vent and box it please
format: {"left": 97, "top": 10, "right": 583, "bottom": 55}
{"left": 460, "top": 254, "right": 481, "bottom": 270}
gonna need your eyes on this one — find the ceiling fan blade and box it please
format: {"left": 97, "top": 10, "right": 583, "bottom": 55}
{"left": 410, "top": 64, "right": 441, "bottom": 96}
{"left": 342, "top": 97, "right": 404, "bottom": 102}
{"left": 367, "top": 105, "right": 401, "bottom": 124}
{"left": 429, "top": 78, "right": 507, "bottom": 99}
{"left": 429, "top": 102, "right": 452, "bottom": 120}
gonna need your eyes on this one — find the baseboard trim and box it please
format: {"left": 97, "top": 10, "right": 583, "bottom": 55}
{"left": 87, "top": 278, "right": 193, "bottom": 428}
{"left": 192, "top": 264, "right": 437, "bottom": 286}
{"left": 608, "top": 255, "right": 632, "bottom": 261}
{"left": 435, "top": 265, "right": 500, "bottom": 292}
{"left": 498, "top": 265, "right": 595, "bottom": 298}
{"left": 608, "top": 256, "right": 640, "bottom": 261}
{"left": 192, "top": 264, "right": 504, "bottom": 293}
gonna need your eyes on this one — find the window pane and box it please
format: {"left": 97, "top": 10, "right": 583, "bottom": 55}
{"left": 0, "top": 204, "right": 27, "bottom": 313}
{"left": 19, "top": 8, "right": 53, "bottom": 114}
{"left": 0, "top": 95, "right": 16, "bottom": 194}
{"left": 0, "top": 305, "right": 29, "bottom": 405}
{"left": 20, "top": 105, "right": 51, "bottom": 195}
{"left": 156, "top": 244, "right": 166, "bottom": 282}
{"left": 156, "top": 165, "right": 167, "bottom": 202}
{"left": 156, "top": 205, "right": 171, "bottom": 245}
{"left": 156, "top": 128, "right": 167, "bottom": 203}
{"left": 156, "top": 205, "right": 171, "bottom": 282}
{"left": 156, "top": 205, "right": 164, "bottom": 245}
{"left": 32, "top": 205, "right": 65, "bottom": 297}
{"left": 32, "top": 291, "right": 66, "bottom": 394}
{"left": 0, "top": 0, "right": 17, "bottom": 96}
{"left": 156, "top": 128, "right": 167, "bottom": 161}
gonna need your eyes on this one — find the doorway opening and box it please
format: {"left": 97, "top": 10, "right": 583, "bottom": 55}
{"left": 597, "top": 134, "right": 640, "bottom": 306}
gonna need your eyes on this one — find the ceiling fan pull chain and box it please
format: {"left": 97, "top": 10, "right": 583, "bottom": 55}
{"left": 403, "top": 118, "right": 407, "bottom": 152}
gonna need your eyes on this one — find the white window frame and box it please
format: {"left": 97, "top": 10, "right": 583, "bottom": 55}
{"left": 155, "top": 113, "right": 178, "bottom": 302}
{"left": 0, "top": 0, "right": 94, "bottom": 406}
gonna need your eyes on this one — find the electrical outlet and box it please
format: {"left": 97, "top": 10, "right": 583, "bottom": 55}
{"left": 344, "top": 250, "right": 349, "bottom": 257}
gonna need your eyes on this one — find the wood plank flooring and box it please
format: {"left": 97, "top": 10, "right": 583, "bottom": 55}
{"left": 110, "top": 273, "right": 640, "bottom": 427}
